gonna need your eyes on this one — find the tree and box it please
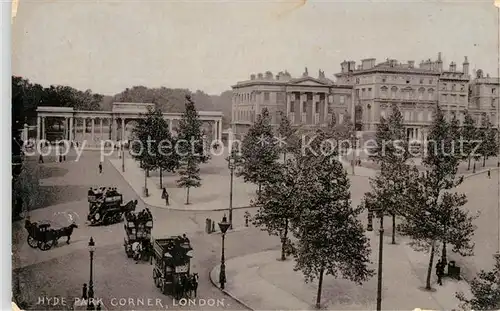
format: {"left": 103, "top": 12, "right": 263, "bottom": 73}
{"left": 239, "top": 108, "right": 280, "bottom": 192}
{"left": 276, "top": 111, "right": 295, "bottom": 163}
{"left": 456, "top": 255, "right": 500, "bottom": 310}
{"left": 478, "top": 116, "right": 498, "bottom": 167}
{"left": 252, "top": 160, "right": 301, "bottom": 261}
{"left": 292, "top": 149, "right": 373, "bottom": 309}
{"left": 462, "top": 111, "right": 478, "bottom": 170}
{"left": 176, "top": 95, "right": 206, "bottom": 204}
{"left": 367, "top": 103, "right": 409, "bottom": 244}
{"left": 130, "top": 107, "right": 160, "bottom": 196}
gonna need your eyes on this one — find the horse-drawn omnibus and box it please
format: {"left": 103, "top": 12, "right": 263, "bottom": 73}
{"left": 124, "top": 209, "right": 153, "bottom": 261}
{"left": 152, "top": 236, "right": 198, "bottom": 299}
{"left": 87, "top": 187, "right": 137, "bottom": 225}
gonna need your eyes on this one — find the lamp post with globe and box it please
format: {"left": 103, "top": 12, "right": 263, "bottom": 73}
{"left": 218, "top": 215, "right": 230, "bottom": 290}
{"left": 228, "top": 156, "right": 236, "bottom": 229}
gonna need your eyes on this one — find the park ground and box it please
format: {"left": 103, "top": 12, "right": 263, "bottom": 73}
{"left": 12, "top": 148, "right": 500, "bottom": 310}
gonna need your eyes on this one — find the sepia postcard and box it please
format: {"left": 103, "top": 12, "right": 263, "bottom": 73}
{"left": 11, "top": 0, "right": 500, "bottom": 310}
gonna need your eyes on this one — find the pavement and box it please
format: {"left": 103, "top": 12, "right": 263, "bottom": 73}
{"left": 210, "top": 234, "right": 473, "bottom": 311}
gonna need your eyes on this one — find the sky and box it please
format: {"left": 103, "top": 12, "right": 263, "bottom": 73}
{"left": 12, "top": 0, "right": 500, "bottom": 96}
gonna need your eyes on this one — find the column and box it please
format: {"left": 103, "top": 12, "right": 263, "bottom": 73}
{"left": 300, "top": 93, "right": 306, "bottom": 123}
{"left": 213, "top": 121, "right": 217, "bottom": 141}
{"left": 286, "top": 93, "right": 291, "bottom": 118}
{"left": 36, "top": 116, "right": 41, "bottom": 141}
{"left": 113, "top": 118, "right": 118, "bottom": 141}
{"left": 69, "top": 117, "right": 74, "bottom": 141}
{"left": 91, "top": 118, "right": 95, "bottom": 143}
{"left": 324, "top": 94, "right": 329, "bottom": 123}
{"left": 100, "top": 118, "right": 103, "bottom": 140}
{"left": 121, "top": 118, "right": 125, "bottom": 141}
{"left": 168, "top": 119, "right": 173, "bottom": 135}
{"left": 218, "top": 119, "right": 222, "bottom": 141}
{"left": 41, "top": 117, "right": 46, "bottom": 140}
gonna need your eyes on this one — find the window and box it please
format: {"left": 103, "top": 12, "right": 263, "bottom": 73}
{"left": 460, "top": 95, "right": 465, "bottom": 103}
{"left": 442, "top": 83, "right": 447, "bottom": 91}
{"left": 420, "top": 79, "right": 424, "bottom": 84}
{"left": 460, "top": 84, "right": 465, "bottom": 91}
{"left": 391, "top": 87, "right": 398, "bottom": 99}
{"left": 381, "top": 86, "right": 388, "bottom": 98}
{"left": 418, "top": 87, "right": 425, "bottom": 100}
{"left": 307, "top": 93, "right": 313, "bottom": 100}
{"left": 264, "top": 92, "right": 270, "bottom": 101}
{"left": 356, "top": 78, "right": 360, "bottom": 84}
{"left": 428, "top": 88, "right": 434, "bottom": 100}
{"left": 493, "top": 88, "right": 497, "bottom": 94}
{"left": 356, "top": 89, "right": 360, "bottom": 98}
{"left": 493, "top": 98, "right": 497, "bottom": 107}
{"left": 429, "top": 79, "right": 433, "bottom": 84}
{"left": 329, "top": 95, "right": 334, "bottom": 103}
{"left": 340, "top": 96, "right": 345, "bottom": 104}
{"left": 315, "top": 102, "right": 320, "bottom": 113}
{"left": 452, "top": 84, "right": 456, "bottom": 91}
{"left": 302, "top": 103, "right": 307, "bottom": 113}
{"left": 290, "top": 103, "right": 295, "bottom": 113}
{"left": 452, "top": 95, "right": 457, "bottom": 103}
{"left": 418, "top": 111, "right": 423, "bottom": 121}
{"left": 382, "top": 77, "right": 387, "bottom": 83}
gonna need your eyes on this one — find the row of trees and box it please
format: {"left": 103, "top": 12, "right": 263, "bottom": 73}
{"left": 236, "top": 105, "right": 498, "bottom": 309}
{"left": 460, "top": 110, "right": 498, "bottom": 170}
{"left": 130, "top": 95, "right": 209, "bottom": 204}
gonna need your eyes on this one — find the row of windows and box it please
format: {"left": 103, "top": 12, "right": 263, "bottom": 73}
{"left": 441, "top": 83, "right": 466, "bottom": 92}
{"left": 356, "top": 77, "right": 435, "bottom": 84}
{"left": 234, "top": 92, "right": 346, "bottom": 104}
{"left": 378, "top": 86, "right": 435, "bottom": 100}
{"left": 440, "top": 94, "right": 467, "bottom": 103}
{"left": 380, "top": 110, "right": 433, "bottom": 122}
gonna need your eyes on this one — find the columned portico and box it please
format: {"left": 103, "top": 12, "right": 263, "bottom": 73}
{"left": 35, "top": 103, "right": 223, "bottom": 145}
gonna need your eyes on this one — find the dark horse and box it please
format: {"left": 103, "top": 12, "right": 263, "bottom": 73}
{"left": 187, "top": 273, "right": 199, "bottom": 298}
{"left": 53, "top": 223, "right": 78, "bottom": 244}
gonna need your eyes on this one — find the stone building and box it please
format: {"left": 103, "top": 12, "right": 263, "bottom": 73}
{"left": 231, "top": 68, "right": 354, "bottom": 139}
{"left": 469, "top": 69, "right": 499, "bottom": 128}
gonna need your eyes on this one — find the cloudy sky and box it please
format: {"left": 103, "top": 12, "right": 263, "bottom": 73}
{"left": 12, "top": 0, "right": 499, "bottom": 95}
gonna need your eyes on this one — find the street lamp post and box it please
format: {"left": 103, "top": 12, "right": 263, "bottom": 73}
{"left": 351, "top": 133, "right": 356, "bottom": 176}
{"left": 87, "top": 237, "right": 96, "bottom": 310}
{"left": 376, "top": 212, "right": 384, "bottom": 311}
{"left": 228, "top": 158, "right": 235, "bottom": 229}
{"left": 218, "top": 215, "right": 230, "bottom": 290}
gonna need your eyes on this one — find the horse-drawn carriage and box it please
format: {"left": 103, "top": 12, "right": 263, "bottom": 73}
{"left": 24, "top": 219, "right": 78, "bottom": 251}
{"left": 152, "top": 236, "right": 198, "bottom": 299}
{"left": 124, "top": 209, "right": 153, "bottom": 261}
{"left": 87, "top": 187, "right": 137, "bottom": 226}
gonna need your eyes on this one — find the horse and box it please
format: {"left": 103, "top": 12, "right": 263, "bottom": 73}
{"left": 53, "top": 223, "right": 78, "bottom": 244}
{"left": 187, "top": 273, "right": 199, "bottom": 298}
{"left": 121, "top": 200, "right": 138, "bottom": 214}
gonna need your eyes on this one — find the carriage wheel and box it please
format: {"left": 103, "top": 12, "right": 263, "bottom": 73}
{"left": 27, "top": 235, "right": 38, "bottom": 248}
{"left": 38, "top": 239, "right": 54, "bottom": 251}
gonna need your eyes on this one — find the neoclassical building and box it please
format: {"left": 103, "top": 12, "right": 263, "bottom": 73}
{"left": 35, "top": 102, "right": 224, "bottom": 146}
{"left": 231, "top": 69, "right": 354, "bottom": 138}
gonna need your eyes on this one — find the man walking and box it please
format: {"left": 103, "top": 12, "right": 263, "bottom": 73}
{"left": 488, "top": 169, "right": 491, "bottom": 179}
{"left": 436, "top": 259, "right": 444, "bottom": 286}
{"left": 38, "top": 154, "right": 44, "bottom": 164}
{"left": 98, "top": 162, "right": 103, "bottom": 174}
{"left": 162, "top": 188, "right": 169, "bottom": 206}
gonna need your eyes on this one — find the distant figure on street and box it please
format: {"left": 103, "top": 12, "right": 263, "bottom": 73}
{"left": 488, "top": 169, "right": 491, "bottom": 179}
{"left": 98, "top": 162, "right": 102, "bottom": 174}
{"left": 38, "top": 154, "right": 44, "bottom": 164}
{"left": 182, "top": 234, "right": 190, "bottom": 244}
{"left": 162, "top": 188, "right": 169, "bottom": 206}
{"left": 436, "top": 259, "right": 445, "bottom": 286}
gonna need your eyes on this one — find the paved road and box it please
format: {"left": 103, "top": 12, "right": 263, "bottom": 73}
{"left": 13, "top": 152, "right": 279, "bottom": 310}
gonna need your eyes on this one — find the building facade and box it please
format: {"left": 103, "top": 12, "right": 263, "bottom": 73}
{"left": 231, "top": 69, "right": 354, "bottom": 138}
{"left": 232, "top": 54, "right": 498, "bottom": 141}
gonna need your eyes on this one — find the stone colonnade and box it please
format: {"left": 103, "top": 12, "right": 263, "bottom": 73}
{"left": 284, "top": 91, "right": 332, "bottom": 125}
{"left": 35, "top": 113, "right": 224, "bottom": 145}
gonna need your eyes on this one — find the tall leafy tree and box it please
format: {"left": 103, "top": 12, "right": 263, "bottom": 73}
{"left": 276, "top": 111, "right": 295, "bottom": 162}
{"left": 368, "top": 103, "right": 409, "bottom": 243}
{"left": 239, "top": 108, "right": 280, "bottom": 192}
{"left": 456, "top": 255, "right": 500, "bottom": 310}
{"left": 478, "top": 116, "right": 498, "bottom": 167}
{"left": 398, "top": 107, "right": 476, "bottom": 290}
{"left": 131, "top": 107, "right": 161, "bottom": 195}
{"left": 176, "top": 95, "right": 206, "bottom": 204}
{"left": 462, "top": 110, "right": 478, "bottom": 170}
{"left": 293, "top": 147, "right": 373, "bottom": 309}
{"left": 252, "top": 160, "right": 301, "bottom": 261}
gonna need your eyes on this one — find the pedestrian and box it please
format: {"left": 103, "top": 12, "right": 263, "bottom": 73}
{"left": 162, "top": 188, "right": 169, "bottom": 206}
{"left": 98, "top": 162, "right": 102, "bottom": 174}
{"left": 38, "top": 154, "right": 44, "bottom": 164}
{"left": 436, "top": 259, "right": 444, "bottom": 286}
{"left": 488, "top": 169, "right": 491, "bottom": 179}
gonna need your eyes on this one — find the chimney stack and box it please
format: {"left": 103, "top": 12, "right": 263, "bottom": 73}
{"left": 250, "top": 74, "right": 256, "bottom": 80}
{"left": 449, "top": 62, "right": 456, "bottom": 72}
{"left": 463, "top": 56, "right": 469, "bottom": 75}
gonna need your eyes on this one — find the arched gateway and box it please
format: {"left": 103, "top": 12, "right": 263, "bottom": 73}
{"left": 35, "top": 102, "right": 223, "bottom": 146}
